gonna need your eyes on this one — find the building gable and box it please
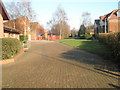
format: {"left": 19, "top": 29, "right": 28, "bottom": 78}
{"left": 0, "top": 0, "right": 9, "bottom": 20}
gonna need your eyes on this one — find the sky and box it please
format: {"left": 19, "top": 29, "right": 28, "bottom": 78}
{"left": 3, "top": 0, "right": 120, "bottom": 30}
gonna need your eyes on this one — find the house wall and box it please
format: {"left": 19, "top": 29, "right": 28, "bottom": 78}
{"left": 4, "top": 33, "right": 9, "bottom": 37}
{"left": 94, "top": 23, "right": 101, "bottom": 34}
{"left": 100, "top": 19, "right": 104, "bottom": 28}
{"left": 108, "top": 19, "right": 120, "bottom": 33}
{"left": 94, "top": 23, "right": 97, "bottom": 34}
{"left": 44, "top": 32, "right": 48, "bottom": 39}
{"left": 3, "top": 33, "right": 19, "bottom": 40}
{"left": 30, "top": 22, "right": 47, "bottom": 40}
{"left": 0, "top": 14, "right": 3, "bottom": 38}
{"left": 4, "top": 16, "right": 30, "bottom": 35}
{"left": 0, "top": 2, "right": 3, "bottom": 38}
{"left": 4, "top": 16, "right": 31, "bottom": 40}
{"left": 15, "top": 34, "right": 19, "bottom": 40}
{"left": 31, "top": 23, "right": 39, "bottom": 40}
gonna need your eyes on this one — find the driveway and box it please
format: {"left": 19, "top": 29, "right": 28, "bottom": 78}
{"left": 2, "top": 40, "right": 119, "bottom": 88}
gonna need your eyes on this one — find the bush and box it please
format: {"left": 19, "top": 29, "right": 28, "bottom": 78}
{"left": 78, "top": 34, "right": 86, "bottom": 39}
{"left": 85, "top": 33, "right": 93, "bottom": 39}
{"left": 98, "top": 32, "right": 120, "bottom": 63}
{"left": 93, "top": 34, "right": 99, "bottom": 39}
{"left": 2, "top": 38, "right": 22, "bottom": 60}
{"left": 19, "top": 35, "right": 28, "bottom": 44}
{"left": 19, "top": 35, "right": 28, "bottom": 41}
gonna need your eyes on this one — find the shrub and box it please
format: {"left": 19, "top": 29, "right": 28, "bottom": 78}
{"left": 2, "top": 38, "right": 22, "bottom": 60}
{"left": 85, "top": 33, "right": 93, "bottom": 39}
{"left": 19, "top": 35, "right": 28, "bottom": 44}
{"left": 19, "top": 35, "right": 28, "bottom": 41}
{"left": 98, "top": 32, "right": 120, "bottom": 63}
{"left": 92, "top": 34, "right": 99, "bottom": 39}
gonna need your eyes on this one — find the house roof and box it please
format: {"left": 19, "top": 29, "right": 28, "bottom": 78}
{"left": 95, "top": 19, "right": 100, "bottom": 24}
{"left": 99, "top": 9, "right": 120, "bottom": 20}
{"left": 4, "top": 25, "right": 20, "bottom": 34}
{"left": 0, "top": 0, "right": 10, "bottom": 20}
{"left": 108, "top": 9, "right": 120, "bottom": 20}
{"left": 8, "top": 16, "right": 29, "bottom": 22}
{"left": 99, "top": 16, "right": 105, "bottom": 20}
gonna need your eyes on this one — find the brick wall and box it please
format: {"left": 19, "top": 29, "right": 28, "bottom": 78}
{"left": 4, "top": 33, "right": 19, "bottom": 40}
{"left": 108, "top": 19, "right": 120, "bottom": 33}
{"left": 4, "top": 16, "right": 30, "bottom": 35}
{"left": 30, "top": 22, "right": 47, "bottom": 40}
{"left": 0, "top": 14, "right": 3, "bottom": 38}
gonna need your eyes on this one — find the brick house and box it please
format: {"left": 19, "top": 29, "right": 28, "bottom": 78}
{"left": 4, "top": 26, "right": 20, "bottom": 39}
{"left": 4, "top": 16, "right": 31, "bottom": 40}
{"left": 0, "top": 0, "right": 9, "bottom": 38}
{"left": 30, "top": 22, "right": 47, "bottom": 40}
{"left": 108, "top": 9, "right": 120, "bottom": 33}
{"left": 94, "top": 9, "right": 120, "bottom": 34}
{"left": 0, "top": 0, "right": 20, "bottom": 39}
{"left": 94, "top": 19, "right": 100, "bottom": 34}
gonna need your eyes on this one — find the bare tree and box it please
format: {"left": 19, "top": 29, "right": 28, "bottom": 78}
{"left": 86, "top": 25, "right": 94, "bottom": 34}
{"left": 5, "top": 0, "right": 37, "bottom": 22}
{"left": 47, "top": 20, "right": 54, "bottom": 35}
{"left": 70, "top": 28, "right": 78, "bottom": 37}
{"left": 81, "top": 12, "right": 92, "bottom": 27}
{"left": 5, "top": 0, "right": 37, "bottom": 39}
{"left": 80, "top": 12, "right": 93, "bottom": 34}
{"left": 47, "top": 6, "right": 70, "bottom": 39}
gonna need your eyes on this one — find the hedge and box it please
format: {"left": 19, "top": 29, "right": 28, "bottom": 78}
{"left": 2, "top": 38, "right": 22, "bottom": 60}
{"left": 98, "top": 32, "right": 120, "bottom": 63}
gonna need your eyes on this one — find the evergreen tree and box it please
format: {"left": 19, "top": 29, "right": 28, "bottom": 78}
{"left": 78, "top": 24, "right": 86, "bottom": 37}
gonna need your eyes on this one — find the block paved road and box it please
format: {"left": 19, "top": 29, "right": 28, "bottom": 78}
{"left": 2, "top": 40, "right": 119, "bottom": 88}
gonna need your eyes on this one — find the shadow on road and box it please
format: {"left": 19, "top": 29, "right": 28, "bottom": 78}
{"left": 27, "top": 50, "right": 119, "bottom": 79}
{"left": 59, "top": 48, "right": 119, "bottom": 73}
{"left": 108, "top": 83, "right": 120, "bottom": 89}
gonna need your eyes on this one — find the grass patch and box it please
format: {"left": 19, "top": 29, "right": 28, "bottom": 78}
{"left": 56, "top": 39, "right": 112, "bottom": 59}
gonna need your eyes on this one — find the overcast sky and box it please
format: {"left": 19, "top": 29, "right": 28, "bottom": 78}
{"left": 3, "top": 0, "right": 119, "bottom": 30}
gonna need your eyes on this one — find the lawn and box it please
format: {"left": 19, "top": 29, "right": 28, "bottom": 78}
{"left": 56, "top": 39, "right": 112, "bottom": 58}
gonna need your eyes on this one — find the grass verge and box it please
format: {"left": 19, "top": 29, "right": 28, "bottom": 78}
{"left": 56, "top": 39, "right": 112, "bottom": 59}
